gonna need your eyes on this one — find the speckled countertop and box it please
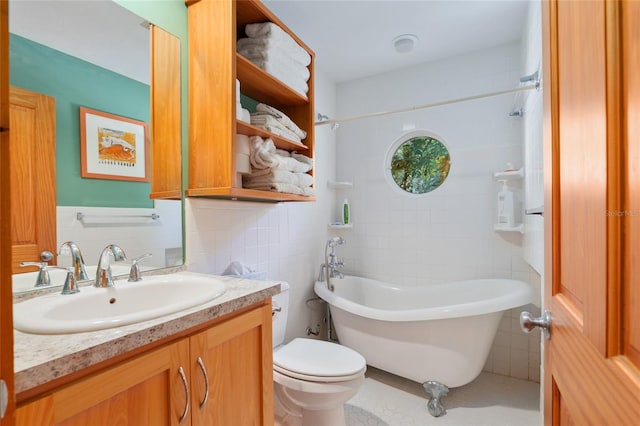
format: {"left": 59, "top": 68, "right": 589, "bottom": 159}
{"left": 13, "top": 271, "right": 281, "bottom": 395}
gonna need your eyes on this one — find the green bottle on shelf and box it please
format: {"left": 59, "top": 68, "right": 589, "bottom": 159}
{"left": 343, "top": 198, "right": 350, "bottom": 225}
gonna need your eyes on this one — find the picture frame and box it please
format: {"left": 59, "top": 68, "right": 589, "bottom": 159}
{"left": 79, "top": 106, "right": 150, "bottom": 182}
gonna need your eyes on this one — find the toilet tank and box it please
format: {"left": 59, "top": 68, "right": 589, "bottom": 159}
{"left": 272, "top": 281, "right": 290, "bottom": 348}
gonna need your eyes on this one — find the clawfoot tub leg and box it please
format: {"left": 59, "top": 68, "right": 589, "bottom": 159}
{"left": 422, "top": 381, "right": 449, "bottom": 417}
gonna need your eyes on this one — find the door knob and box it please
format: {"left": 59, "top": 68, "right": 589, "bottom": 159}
{"left": 520, "top": 310, "right": 551, "bottom": 340}
{"left": 40, "top": 250, "right": 54, "bottom": 262}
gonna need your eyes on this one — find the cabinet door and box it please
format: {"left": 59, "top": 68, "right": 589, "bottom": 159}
{"left": 9, "top": 86, "right": 56, "bottom": 273}
{"left": 190, "top": 304, "right": 274, "bottom": 426}
{"left": 149, "top": 25, "right": 182, "bottom": 200}
{"left": 16, "top": 339, "right": 191, "bottom": 426}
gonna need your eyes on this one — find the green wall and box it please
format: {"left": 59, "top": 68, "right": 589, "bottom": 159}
{"left": 10, "top": 34, "right": 152, "bottom": 208}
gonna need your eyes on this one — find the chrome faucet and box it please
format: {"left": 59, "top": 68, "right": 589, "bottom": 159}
{"left": 128, "top": 253, "right": 152, "bottom": 282}
{"left": 95, "top": 244, "right": 127, "bottom": 288}
{"left": 323, "top": 237, "right": 345, "bottom": 292}
{"left": 19, "top": 261, "right": 51, "bottom": 287}
{"left": 58, "top": 241, "right": 89, "bottom": 281}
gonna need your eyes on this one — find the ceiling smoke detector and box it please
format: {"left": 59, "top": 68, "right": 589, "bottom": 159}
{"left": 393, "top": 34, "right": 418, "bottom": 53}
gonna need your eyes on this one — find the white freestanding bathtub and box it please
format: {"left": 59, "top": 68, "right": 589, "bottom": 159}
{"left": 314, "top": 276, "right": 534, "bottom": 416}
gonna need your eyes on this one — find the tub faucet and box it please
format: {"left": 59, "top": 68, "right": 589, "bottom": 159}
{"left": 95, "top": 244, "right": 127, "bottom": 288}
{"left": 324, "top": 237, "right": 345, "bottom": 291}
{"left": 58, "top": 241, "right": 90, "bottom": 282}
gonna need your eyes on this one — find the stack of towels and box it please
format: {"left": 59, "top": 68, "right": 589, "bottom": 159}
{"left": 243, "top": 135, "right": 314, "bottom": 196}
{"left": 250, "top": 103, "right": 307, "bottom": 145}
{"left": 237, "top": 22, "right": 311, "bottom": 97}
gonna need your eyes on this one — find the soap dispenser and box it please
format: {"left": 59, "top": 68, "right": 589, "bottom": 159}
{"left": 497, "top": 180, "right": 515, "bottom": 226}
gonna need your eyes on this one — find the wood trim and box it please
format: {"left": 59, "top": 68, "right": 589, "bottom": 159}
{"left": 0, "top": 0, "right": 14, "bottom": 422}
{"left": 185, "top": 186, "right": 316, "bottom": 202}
{"left": 541, "top": 1, "right": 557, "bottom": 424}
{"left": 604, "top": 0, "right": 624, "bottom": 357}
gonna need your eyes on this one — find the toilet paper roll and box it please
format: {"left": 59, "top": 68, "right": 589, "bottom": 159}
{"left": 234, "top": 172, "right": 243, "bottom": 188}
{"left": 236, "top": 153, "right": 251, "bottom": 174}
{"left": 236, "top": 134, "right": 250, "bottom": 155}
{"left": 235, "top": 103, "right": 243, "bottom": 120}
{"left": 240, "top": 108, "right": 251, "bottom": 123}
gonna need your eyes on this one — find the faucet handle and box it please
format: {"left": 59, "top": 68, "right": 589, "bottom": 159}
{"left": 41, "top": 266, "right": 79, "bottom": 295}
{"left": 19, "top": 261, "right": 51, "bottom": 287}
{"left": 128, "top": 253, "right": 152, "bottom": 282}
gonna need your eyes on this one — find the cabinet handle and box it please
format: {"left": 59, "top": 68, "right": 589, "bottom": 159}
{"left": 178, "top": 366, "right": 190, "bottom": 424}
{"left": 197, "top": 356, "right": 209, "bottom": 408}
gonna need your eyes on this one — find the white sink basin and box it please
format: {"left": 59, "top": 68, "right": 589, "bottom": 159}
{"left": 13, "top": 273, "right": 226, "bottom": 334}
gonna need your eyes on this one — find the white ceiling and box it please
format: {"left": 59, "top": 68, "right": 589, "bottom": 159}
{"left": 8, "top": 0, "right": 528, "bottom": 86}
{"left": 9, "top": 0, "right": 150, "bottom": 84}
{"left": 263, "top": 0, "right": 529, "bottom": 83}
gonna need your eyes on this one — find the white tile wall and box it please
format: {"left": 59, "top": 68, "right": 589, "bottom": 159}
{"left": 56, "top": 200, "right": 182, "bottom": 269}
{"left": 334, "top": 42, "right": 541, "bottom": 382}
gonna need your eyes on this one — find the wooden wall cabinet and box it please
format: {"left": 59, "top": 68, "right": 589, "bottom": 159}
{"left": 16, "top": 304, "right": 274, "bottom": 426}
{"left": 186, "top": 0, "right": 315, "bottom": 202}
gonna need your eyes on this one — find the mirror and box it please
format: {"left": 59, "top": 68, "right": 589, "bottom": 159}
{"left": 9, "top": 0, "right": 183, "bottom": 293}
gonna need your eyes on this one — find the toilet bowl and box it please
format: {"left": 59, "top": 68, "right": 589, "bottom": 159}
{"left": 272, "top": 283, "right": 366, "bottom": 426}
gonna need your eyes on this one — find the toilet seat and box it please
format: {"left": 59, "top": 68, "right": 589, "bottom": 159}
{"left": 273, "top": 338, "right": 366, "bottom": 383}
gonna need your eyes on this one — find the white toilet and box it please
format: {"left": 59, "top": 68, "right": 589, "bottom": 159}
{"left": 272, "top": 282, "right": 366, "bottom": 426}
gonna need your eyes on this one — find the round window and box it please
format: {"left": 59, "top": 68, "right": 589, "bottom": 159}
{"left": 385, "top": 131, "right": 451, "bottom": 194}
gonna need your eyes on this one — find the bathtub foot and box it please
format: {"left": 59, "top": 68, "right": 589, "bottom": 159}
{"left": 423, "top": 381, "right": 449, "bottom": 417}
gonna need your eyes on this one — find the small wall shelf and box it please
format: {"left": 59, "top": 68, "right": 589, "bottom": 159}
{"left": 328, "top": 223, "right": 353, "bottom": 229}
{"left": 493, "top": 168, "right": 524, "bottom": 180}
{"left": 327, "top": 181, "right": 353, "bottom": 189}
{"left": 494, "top": 223, "right": 524, "bottom": 234}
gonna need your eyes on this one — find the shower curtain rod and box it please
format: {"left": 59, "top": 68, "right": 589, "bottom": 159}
{"left": 314, "top": 81, "right": 540, "bottom": 126}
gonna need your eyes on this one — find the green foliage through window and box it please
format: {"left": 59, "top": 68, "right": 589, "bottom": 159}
{"left": 390, "top": 136, "right": 451, "bottom": 194}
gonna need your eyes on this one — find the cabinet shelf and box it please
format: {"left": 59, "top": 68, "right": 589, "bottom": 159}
{"left": 186, "top": 186, "right": 315, "bottom": 202}
{"left": 493, "top": 168, "right": 524, "bottom": 180}
{"left": 236, "top": 54, "right": 308, "bottom": 107}
{"left": 494, "top": 223, "right": 524, "bottom": 234}
{"left": 236, "top": 120, "right": 309, "bottom": 152}
{"left": 328, "top": 223, "right": 353, "bottom": 229}
{"left": 327, "top": 181, "right": 353, "bottom": 189}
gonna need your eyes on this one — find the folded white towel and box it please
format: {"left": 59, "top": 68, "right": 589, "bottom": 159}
{"left": 237, "top": 45, "right": 310, "bottom": 81}
{"left": 250, "top": 113, "right": 302, "bottom": 143}
{"left": 247, "top": 136, "right": 312, "bottom": 173}
{"left": 255, "top": 104, "right": 307, "bottom": 139}
{"left": 236, "top": 38, "right": 311, "bottom": 67}
{"left": 241, "top": 55, "right": 309, "bottom": 95}
{"left": 291, "top": 151, "right": 313, "bottom": 168}
{"left": 243, "top": 169, "right": 313, "bottom": 187}
{"left": 243, "top": 23, "right": 311, "bottom": 65}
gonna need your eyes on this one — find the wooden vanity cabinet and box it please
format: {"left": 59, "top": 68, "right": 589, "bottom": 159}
{"left": 15, "top": 303, "right": 274, "bottom": 426}
{"left": 185, "top": 0, "right": 316, "bottom": 202}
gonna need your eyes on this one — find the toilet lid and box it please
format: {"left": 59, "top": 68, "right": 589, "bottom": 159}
{"left": 273, "top": 338, "right": 366, "bottom": 378}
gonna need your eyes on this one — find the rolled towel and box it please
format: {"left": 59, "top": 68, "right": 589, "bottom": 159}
{"left": 255, "top": 103, "right": 307, "bottom": 139}
{"left": 242, "top": 23, "right": 311, "bottom": 65}
{"left": 238, "top": 45, "right": 310, "bottom": 81}
{"left": 248, "top": 136, "right": 278, "bottom": 170}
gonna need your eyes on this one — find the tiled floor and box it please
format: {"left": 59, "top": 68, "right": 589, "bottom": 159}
{"left": 276, "top": 367, "right": 541, "bottom": 426}
{"left": 345, "top": 368, "right": 541, "bottom": 426}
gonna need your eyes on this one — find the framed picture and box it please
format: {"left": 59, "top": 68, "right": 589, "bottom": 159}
{"left": 80, "top": 106, "right": 149, "bottom": 182}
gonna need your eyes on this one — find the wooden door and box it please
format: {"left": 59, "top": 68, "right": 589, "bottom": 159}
{"left": 15, "top": 339, "right": 191, "bottom": 426}
{"left": 9, "top": 86, "right": 56, "bottom": 273}
{"left": 190, "top": 304, "right": 274, "bottom": 426}
{"left": 543, "top": 0, "right": 640, "bottom": 424}
{"left": 0, "top": 2, "right": 13, "bottom": 425}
